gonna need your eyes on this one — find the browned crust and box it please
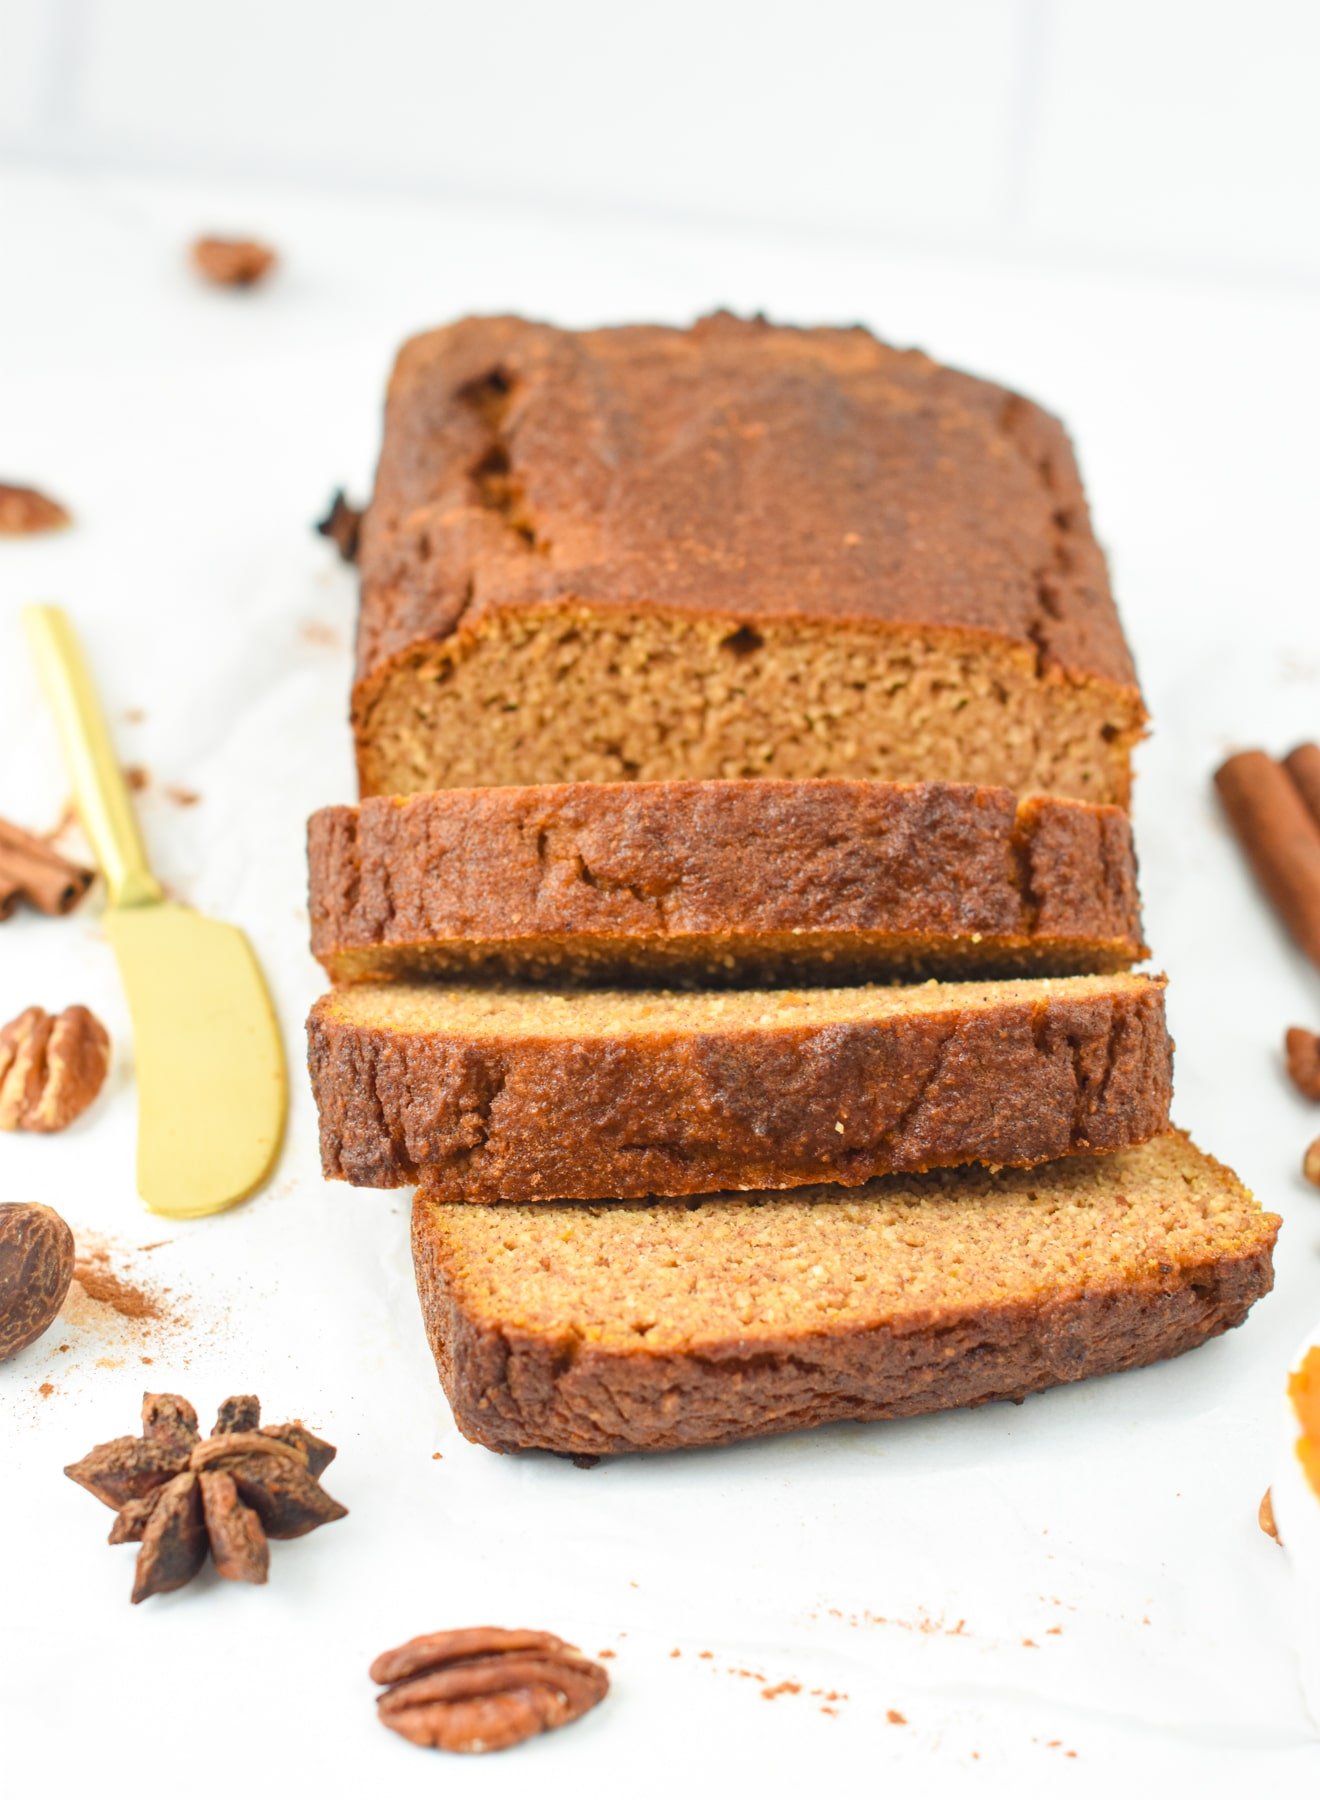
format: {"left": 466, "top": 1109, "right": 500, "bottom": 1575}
{"left": 409, "top": 1180, "right": 1277, "bottom": 1458}
{"left": 353, "top": 312, "right": 1144, "bottom": 735}
{"left": 308, "top": 975, "right": 1172, "bottom": 1196}
{"left": 308, "top": 779, "right": 1145, "bottom": 986}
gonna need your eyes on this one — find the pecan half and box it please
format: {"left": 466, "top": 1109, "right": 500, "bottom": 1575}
{"left": 191, "top": 236, "right": 277, "bottom": 287}
{"left": 0, "top": 1005, "right": 110, "bottom": 1132}
{"left": 0, "top": 483, "right": 71, "bottom": 535}
{"left": 371, "top": 1628, "right": 609, "bottom": 1754}
{"left": 1286, "top": 1028, "right": 1320, "bottom": 1101}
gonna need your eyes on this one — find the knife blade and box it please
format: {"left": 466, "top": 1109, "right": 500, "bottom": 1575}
{"left": 24, "top": 604, "right": 286, "bottom": 1218}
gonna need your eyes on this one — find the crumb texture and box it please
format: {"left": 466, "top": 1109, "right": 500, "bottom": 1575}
{"left": 308, "top": 972, "right": 1172, "bottom": 1196}
{"left": 353, "top": 314, "right": 1145, "bottom": 803}
{"left": 309, "top": 779, "right": 1145, "bottom": 985}
{"left": 411, "top": 1133, "right": 1277, "bottom": 1454}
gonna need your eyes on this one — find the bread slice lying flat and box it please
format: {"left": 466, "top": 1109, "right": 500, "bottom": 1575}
{"left": 309, "top": 972, "right": 1172, "bottom": 1197}
{"left": 308, "top": 778, "right": 1145, "bottom": 987}
{"left": 411, "top": 1132, "right": 1278, "bottom": 1456}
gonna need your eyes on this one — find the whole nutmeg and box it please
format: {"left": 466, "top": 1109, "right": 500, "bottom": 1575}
{"left": 0, "top": 1202, "right": 75, "bottom": 1359}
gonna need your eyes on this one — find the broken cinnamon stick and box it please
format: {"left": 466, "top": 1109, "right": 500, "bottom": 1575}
{"left": 1284, "top": 743, "right": 1320, "bottom": 833}
{"left": 1214, "top": 749, "right": 1320, "bottom": 972}
{"left": 0, "top": 818, "right": 94, "bottom": 916}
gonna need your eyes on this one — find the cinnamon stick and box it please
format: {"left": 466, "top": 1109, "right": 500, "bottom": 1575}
{"left": 1215, "top": 750, "right": 1320, "bottom": 970}
{"left": 0, "top": 817, "right": 94, "bottom": 916}
{"left": 1284, "top": 743, "right": 1320, "bottom": 832}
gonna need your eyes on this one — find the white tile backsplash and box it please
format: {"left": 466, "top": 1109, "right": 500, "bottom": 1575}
{"left": 67, "top": 0, "right": 1027, "bottom": 240}
{"left": 1024, "top": 0, "right": 1320, "bottom": 281}
{"left": 0, "top": 0, "right": 60, "bottom": 137}
{"left": 2, "top": 0, "right": 1317, "bottom": 286}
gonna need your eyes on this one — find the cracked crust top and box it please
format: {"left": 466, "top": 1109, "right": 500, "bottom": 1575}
{"left": 356, "top": 311, "right": 1141, "bottom": 701}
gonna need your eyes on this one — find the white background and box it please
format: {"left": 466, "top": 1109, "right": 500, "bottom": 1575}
{"left": 1, "top": 4, "right": 1319, "bottom": 1795}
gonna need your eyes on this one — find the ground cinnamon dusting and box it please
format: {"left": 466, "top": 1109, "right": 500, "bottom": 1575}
{"left": 73, "top": 1256, "right": 161, "bottom": 1320}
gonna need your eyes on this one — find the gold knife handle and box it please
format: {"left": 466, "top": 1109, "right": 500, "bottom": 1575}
{"left": 23, "top": 604, "right": 163, "bottom": 909}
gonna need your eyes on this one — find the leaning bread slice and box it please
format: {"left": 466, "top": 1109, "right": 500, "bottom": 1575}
{"left": 308, "top": 972, "right": 1172, "bottom": 1196}
{"left": 411, "top": 1132, "right": 1278, "bottom": 1456}
{"left": 308, "top": 779, "right": 1145, "bottom": 987}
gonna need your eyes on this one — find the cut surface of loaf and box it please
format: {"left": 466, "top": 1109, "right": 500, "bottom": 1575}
{"left": 411, "top": 1132, "right": 1278, "bottom": 1455}
{"left": 354, "top": 312, "right": 1145, "bottom": 805}
{"left": 309, "top": 972, "right": 1172, "bottom": 1197}
{"left": 309, "top": 778, "right": 1145, "bottom": 986}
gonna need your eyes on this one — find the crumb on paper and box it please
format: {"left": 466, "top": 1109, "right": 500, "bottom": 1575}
{"left": 887, "top": 1708, "right": 907, "bottom": 1725}
{"left": 598, "top": 1650, "right": 616, "bottom": 1660}
{"left": 164, "top": 786, "right": 200, "bottom": 807}
{"left": 761, "top": 1682, "right": 801, "bottom": 1701}
{"left": 300, "top": 619, "right": 342, "bottom": 649}
{"left": 38, "top": 1381, "right": 54, "bottom": 1398}
{"left": 124, "top": 766, "right": 149, "bottom": 792}
{"left": 814, "top": 1605, "right": 969, "bottom": 1638}
{"left": 122, "top": 708, "right": 146, "bottom": 725}
{"left": 431, "top": 1451, "right": 443, "bottom": 1460}
{"left": 315, "top": 490, "right": 364, "bottom": 563}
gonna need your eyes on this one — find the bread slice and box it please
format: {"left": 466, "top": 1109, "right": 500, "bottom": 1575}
{"left": 353, "top": 313, "right": 1145, "bottom": 806}
{"left": 308, "top": 972, "right": 1172, "bottom": 1196}
{"left": 309, "top": 779, "right": 1145, "bottom": 987}
{"left": 411, "top": 1132, "right": 1278, "bottom": 1455}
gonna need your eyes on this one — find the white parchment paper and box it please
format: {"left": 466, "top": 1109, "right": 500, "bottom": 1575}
{"left": 1, "top": 169, "right": 1318, "bottom": 1797}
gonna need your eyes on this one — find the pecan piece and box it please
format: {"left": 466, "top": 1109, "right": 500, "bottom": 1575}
{"left": 0, "top": 483, "right": 70, "bottom": 535}
{"left": 0, "top": 1201, "right": 75, "bottom": 1360}
{"left": 0, "top": 1004, "right": 110, "bottom": 1132}
{"left": 371, "top": 1628, "right": 609, "bottom": 1754}
{"left": 1286, "top": 1027, "right": 1320, "bottom": 1101}
{"left": 1259, "top": 1488, "right": 1281, "bottom": 1544}
{"left": 1305, "top": 1136, "right": 1320, "bottom": 1188}
{"left": 190, "top": 236, "right": 277, "bottom": 287}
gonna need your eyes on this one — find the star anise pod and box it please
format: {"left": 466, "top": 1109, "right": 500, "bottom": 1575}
{"left": 65, "top": 1392, "right": 347, "bottom": 1602}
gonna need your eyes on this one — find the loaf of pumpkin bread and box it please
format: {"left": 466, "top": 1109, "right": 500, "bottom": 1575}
{"left": 353, "top": 312, "right": 1145, "bottom": 806}
{"left": 308, "top": 972, "right": 1172, "bottom": 1196}
{"left": 411, "top": 1131, "right": 1278, "bottom": 1455}
{"left": 309, "top": 778, "right": 1145, "bottom": 986}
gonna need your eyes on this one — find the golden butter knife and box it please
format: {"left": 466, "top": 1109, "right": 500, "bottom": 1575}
{"left": 24, "top": 604, "right": 287, "bottom": 1218}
